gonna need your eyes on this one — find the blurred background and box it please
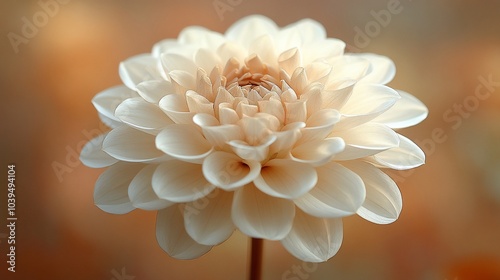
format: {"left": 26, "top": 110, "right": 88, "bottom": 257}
{"left": 1, "top": 0, "right": 500, "bottom": 279}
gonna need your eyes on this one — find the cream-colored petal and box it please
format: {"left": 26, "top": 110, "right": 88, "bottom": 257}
{"left": 156, "top": 124, "right": 213, "bottom": 163}
{"left": 119, "top": 54, "right": 162, "bottom": 90}
{"left": 178, "top": 26, "right": 225, "bottom": 49}
{"left": 136, "top": 80, "right": 174, "bottom": 103}
{"left": 184, "top": 190, "right": 235, "bottom": 245}
{"left": 94, "top": 162, "right": 144, "bottom": 214}
{"left": 156, "top": 206, "right": 212, "bottom": 259}
{"left": 228, "top": 136, "right": 276, "bottom": 162}
{"left": 329, "top": 55, "right": 369, "bottom": 81}
{"left": 335, "top": 84, "right": 400, "bottom": 130}
{"left": 153, "top": 161, "right": 215, "bottom": 203}
{"left": 225, "top": 15, "right": 278, "bottom": 48}
{"left": 279, "top": 48, "right": 301, "bottom": 75}
{"left": 258, "top": 99, "right": 285, "bottom": 125}
{"left": 195, "top": 48, "right": 221, "bottom": 73}
{"left": 168, "top": 70, "right": 196, "bottom": 93}
{"left": 203, "top": 152, "right": 261, "bottom": 190}
{"left": 249, "top": 35, "right": 278, "bottom": 67}
{"left": 103, "top": 126, "right": 165, "bottom": 162}
{"left": 333, "top": 123, "right": 400, "bottom": 160}
{"left": 128, "top": 164, "right": 174, "bottom": 210}
{"left": 299, "top": 109, "right": 340, "bottom": 143}
{"left": 281, "top": 209, "right": 343, "bottom": 262}
{"left": 291, "top": 138, "right": 345, "bottom": 166}
{"left": 219, "top": 106, "right": 240, "bottom": 125}
{"left": 372, "top": 90, "right": 428, "bottom": 129}
{"left": 285, "top": 101, "right": 307, "bottom": 124}
{"left": 254, "top": 159, "right": 317, "bottom": 199}
{"left": 80, "top": 133, "right": 118, "bottom": 168}
{"left": 115, "top": 97, "right": 174, "bottom": 135}
{"left": 152, "top": 39, "right": 198, "bottom": 61}
{"left": 232, "top": 184, "right": 295, "bottom": 240}
{"left": 161, "top": 53, "right": 198, "bottom": 74}
{"left": 295, "top": 162, "right": 366, "bottom": 218}
{"left": 159, "top": 94, "right": 196, "bottom": 125}
{"left": 269, "top": 122, "right": 305, "bottom": 155}
{"left": 321, "top": 81, "right": 355, "bottom": 110}
{"left": 355, "top": 53, "right": 396, "bottom": 85}
{"left": 186, "top": 90, "right": 215, "bottom": 115}
{"left": 92, "top": 85, "right": 138, "bottom": 122}
{"left": 302, "top": 38, "right": 345, "bottom": 64}
{"left": 216, "top": 42, "right": 247, "bottom": 65}
{"left": 343, "top": 161, "right": 402, "bottom": 224}
{"left": 367, "top": 134, "right": 425, "bottom": 170}
{"left": 98, "top": 112, "right": 122, "bottom": 129}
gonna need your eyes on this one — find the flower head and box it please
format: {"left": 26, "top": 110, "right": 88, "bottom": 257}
{"left": 81, "top": 15, "right": 427, "bottom": 262}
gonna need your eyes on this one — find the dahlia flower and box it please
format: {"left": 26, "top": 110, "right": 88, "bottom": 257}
{"left": 81, "top": 15, "right": 427, "bottom": 262}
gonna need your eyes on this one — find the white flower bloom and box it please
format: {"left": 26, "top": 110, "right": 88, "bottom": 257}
{"left": 81, "top": 15, "right": 428, "bottom": 262}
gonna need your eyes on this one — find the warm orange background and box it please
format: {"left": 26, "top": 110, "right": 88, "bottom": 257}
{"left": 1, "top": 1, "right": 500, "bottom": 279}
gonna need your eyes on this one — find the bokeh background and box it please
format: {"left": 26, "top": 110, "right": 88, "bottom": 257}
{"left": 1, "top": 0, "right": 500, "bottom": 279}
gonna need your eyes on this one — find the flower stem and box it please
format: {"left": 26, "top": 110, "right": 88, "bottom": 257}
{"left": 249, "top": 238, "right": 263, "bottom": 280}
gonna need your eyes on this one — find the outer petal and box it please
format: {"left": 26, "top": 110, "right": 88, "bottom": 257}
{"left": 372, "top": 90, "right": 428, "bottom": 129}
{"left": 344, "top": 162, "right": 402, "bottom": 224}
{"left": 119, "top": 54, "right": 162, "bottom": 90}
{"left": 156, "top": 206, "right": 212, "bottom": 259}
{"left": 232, "top": 184, "right": 295, "bottom": 240}
{"left": 355, "top": 53, "right": 396, "bottom": 85}
{"left": 333, "top": 123, "right": 400, "bottom": 160}
{"left": 115, "top": 97, "right": 174, "bottom": 135}
{"left": 103, "top": 126, "right": 166, "bottom": 162}
{"left": 254, "top": 159, "right": 317, "bottom": 199}
{"left": 92, "top": 85, "right": 138, "bottom": 122}
{"left": 367, "top": 134, "right": 425, "bottom": 170}
{"left": 225, "top": 15, "right": 278, "bottom": 48}
{"left": 184, "top": 190, "right": 235, "bottom": 245}
{"left": 94, "top": 162, "right": 144, "bottom": 214}
{"left": 136, "top": 80, "right": 174, "bottom": 104}
{"left": 80, "top": 133, "right": 118, "bottom": 168}
{"left": 281, "top": 209, "right": 343, "bottom": 262}
{"left": 156, "top": 124, "right": 213, "bottom": 163}
{"left": 128, "top": 165, "right": 174, "bottom": 210}
{"left": 153, "top": 161, "right": 215, "bottom": 203}
{"left": 291, "top": 137, "right": 345, "bottom": 166}
{"left": 295, "top": 162, "right": 366, "bottom": 218}
{"left": 335, "top": 84, "right": 400, "bottom": 130}
{"left": 202, "top": 152, "right": 261, "bottom": 190}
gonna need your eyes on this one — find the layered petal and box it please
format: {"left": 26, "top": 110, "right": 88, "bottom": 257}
{"left": 367, "top": 134, "right": 425, "bottom": 170}
{"left": 153, "top": 161, "right": 215, "bottom": 203}
{"left": 202, "top": 151, "right": 261, "bottom": 190}
{"left": 103, "top": 125, "right": 166, "bottom": 162}
{"left": 184, "top": 190, "right": 235, "bottom": 245}
{"left": 254, "top": 159, "right": 317, "bottom": 199}
{"left": 333, "top": 123, "right": 400, "bottom": 160}
{"left": 156, "top": 124, "right": 213, "bottom": 163}
{"left": 343, "top": 161, "right": 402, "bottom": 224}
{"left": 119, "top": 54, "right": 162, "bottom": 90}
{"left": 295, "top": 162, "right": 365, "bottom": 218}
{"left": 372, "top": 90, "right": 428, "bottom": 129}
{"left": 128, "top": 164, "right": 174, "bottom": 210}
{"left": 115, "top": 97, "right": 174, "bottom": 134}
{"left": 80, "top": 133, "right": 118, "bottom": 168}
{"left": 156, "top": 206, "right": 212, "bottom": 259}
{"left": 92, "top": 85, "right": 138, "bottom": 122}
{"left": 291, "top": 137, "right": 345, "bottom": 166}
{"left": 281, "top": 209, "right": 343, "bottom": 262}
{"left": 94, "top": 162, "right": 144, "bottom": 214}
{"left": 232, "top": 184, "right": 295, "bottom": 240}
